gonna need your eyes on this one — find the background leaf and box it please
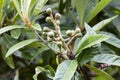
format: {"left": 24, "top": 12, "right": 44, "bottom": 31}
{"left": 92, "top": 54, "right": 120, "bottom": 66}
{"left": 85, "top": 64, "right": 114, "bottom": 80}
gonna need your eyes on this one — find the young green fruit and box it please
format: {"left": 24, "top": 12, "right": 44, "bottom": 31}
{"left": 55, "top": 13, "right": 61, "bottom": 20}
{"left": 46, "top": 8, "right": 52, "bottom": 14}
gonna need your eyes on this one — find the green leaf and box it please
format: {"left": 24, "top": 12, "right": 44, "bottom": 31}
{"left": 22, "top": 0, "right": 32, "bottom": 17}
{"left": 33, "top": 0, "right": 48, "bottom": 15}
{"left": 5, "top": 39, "right": 38, "bottom": 58}
{"left": 12, "top": 0, "right": 23, "bottom": 20}
{"left": 100, "top": 31, "right": 120, "bottom": 49}
{"left": 104, "top": 8, "right": 120, "bottom": 33}
{"left": 78, "top": 45, "right": 100, "bottom": 66}
{"left": 85, "top": 64, "right": 114, "bottom": 80}
{"left": 33, "top": 65, "right": 55, "bottom": 80}
{"left": 0, "top": 25, "right": 26, "bottom": 35}
{"left": 75, "top": 0, "right": 87, "bottom": 27}
{"left": 93, "top": 15, "right": 118, "bottom": 32}
{"left": 0, "top": 0, "right": 5, "bottom": 26}
{"left": 31, "top": 24, "right": 42, "bottom": 31}
{"left": 1, "top": 44, "right": 15, "bottom": 69}
{"left": 29, "top": 46, "right": 49, "bottom": 64}
{"left": 92, "top": 54, "right": 120, "bottom": 66}
{"left": 75, "top": 34, "right": 110, "bottom": 54}
{"left": 14, "top": 70, "right": 19, "bottom": 80}
{"left": 53, "top": 60, "right": 78, "bottom": 80}
{"left": 87, "top": 0, "right": 112, "bottom": 22}
{"left": 10, "top": 29, "right": 21, "bottom": 39}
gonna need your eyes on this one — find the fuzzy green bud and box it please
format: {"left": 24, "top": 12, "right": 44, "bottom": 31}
{"left": 43, "top": 27, "right": 49, "bottom": 32}
{"left": 56, "top": 20, "right": 60, "bottom": 25}
{"left": 47, "top": 37, "right": 52, "bottom": 42}
{"left": 48, "top": 32, "right": 54, "bottom": 38}
{"left": 55, "top": 13, "right": 61, "bottom": 20}
{"left": 56, "top": 41, "right": 62, "bottom": 47}
{"left": 46, "top": 8, "right": 52, "bottom": 14}
{"left": 75, "top": 28, "right": 81, "bottom": 33}
{"left": 66, "top": 30, "right": 74, "bottom": 37}
{"left": 46, "top": 17, "right": 51, "bottom": 23}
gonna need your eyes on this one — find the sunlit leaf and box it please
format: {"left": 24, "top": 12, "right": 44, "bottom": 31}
{"left": 0, "top": 25, "right": 26, "bottom": 35}
{"left": 33, "top": 65, "right": 55, "bottom": 80}
{"left": 5, "top": 39, "right": 38, "bottom": 58}
{"left": 53, "top": 60, "right": 78, "bottom": 80}
{"left": 93, "top": 15, "right": 118, "bottom": 32}
{"left": 75, "top": 34, "right": 110, "bottom": 54}
{"left": 87, "top": 0, "right": 112, "bottom": 22}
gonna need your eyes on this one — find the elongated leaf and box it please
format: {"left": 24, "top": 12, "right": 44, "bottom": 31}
{"left": 11, "top": 29, "right": 21, "bottom": 39}
{"left": 87, "top": 0, "right": 112, "bottom": 22}
{"left": 1, "top": 44, "right": 15, "bottom": 69}
{"left": 33, "top": 0, "right": 48, "bottom": 15}
{"left": 75, "top": 34, "right": 110, "bottom": 54}
{"left": 5, "top": 39, "right": 38, "bottom": 58}
{"left": 53, "top": 60, "right": 78, "bottom": 80}
{"left": 100, "top": 31, "right": 120, "bottom": 49}
{"left": 23, "top": 0, "right": 32, "bottom": 17}
{"left": 85, "top": 64, "right": 114, "bottom": 80}
{"left": 0, "top": 25, "right": 26, "bottom": 35}
{"left": 33, "top": 65, "right": 55, "bottom": 80}
{"left": 12, "top": 0, "right": 23, "bottom": 20}
{"left": 0, "top": 0, "right": 5, "bottom": 26}
{"left": 29, "top": 47, "right": 49, "bottom": 64}
{"left": 92, "top": 54, "right": 120, "bottom": 66}
{"left": 104, "top": 8, "right": 120, "bottom": 33}
{"left": 14, "top": 70, "right": 19, "bottom": 80}
{"left": 75, "top": 0, "right": 86, "bottom": 27}
{"left": 93, "top": 15, "right": 118, "bottom": 32}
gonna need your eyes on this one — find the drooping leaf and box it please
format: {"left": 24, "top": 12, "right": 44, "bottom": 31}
{"left": 3, "top": 34, "right": 18, "bottom": 48}
{"left": 85, "top": 64, "right": 114, "bottom": 80}
{"left": 87, "top": 0, "right": 112, "bottom": 22}
{"left": 93, "top": 15, "right": 118, "bottom": 32}
{"left": 0, "top": 25, "right": 26, "bottom": 35}
{"left": 1, "top": 44, "right": 15, "bottom": 69}
{"left": 29, "top": 46, "right": 49, "bottom": 64}
{"left": 5, "top": 39, "right": 38, "bottom": 58}
{"left": 92, "top": 54, "right": 120, "bottom": 66}
{"left": 53, "top": 60, "right": 78, "bottom": 80}
{"left": 75, "top": 34, "right": 110, "bottom": 54}
{"left": 10, "top": 29, "right": 21, "bottom": 39}
{"left": 33, "top": 65, "right": 55, "bottom": 80}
